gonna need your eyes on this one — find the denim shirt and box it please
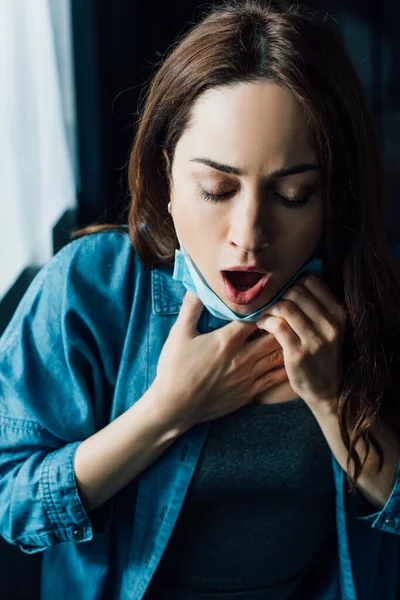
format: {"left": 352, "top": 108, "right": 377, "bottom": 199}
{"left": 0, "top": 230, "right": 399, "bottom": 600}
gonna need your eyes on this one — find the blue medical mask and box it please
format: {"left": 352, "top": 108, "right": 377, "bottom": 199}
{"left": 168, "top": 202, "right": 323, "bottom": 322}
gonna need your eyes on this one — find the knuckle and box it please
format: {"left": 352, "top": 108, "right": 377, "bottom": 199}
{"left": 276, "top": 319, "right": 288, "bottom": 333}
{"left": 310, "top": 337, "right": 323, "bottom": 354}
{"left": 325, "top": 322, "right": 339, "bottom": 342}
{"left": 230, "top": 356, "right": 241, "bottom": 370}
{"left": 306, "top": 274, "right": 317, "bottom": 285}
{"left": 217, "top": 330, "right": 232, "bottom": 351}
{"left": 287, "top": 285, "right": 303, "bottom": 299}
{"left": 271, "top": 348, "right": 284, "bottom": 366}
{"left": 216, "top": 339, "right": 230, "bottom": 361}
{"left": 283, "top": 300, "right": 298, "bottom": 318}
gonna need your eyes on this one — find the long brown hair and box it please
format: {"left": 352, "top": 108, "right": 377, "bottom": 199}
{"left": 71, "top": 0, "right": 400, "bottom": 494}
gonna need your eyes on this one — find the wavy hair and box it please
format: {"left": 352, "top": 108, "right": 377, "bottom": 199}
{"left": 71, "top": 0, "right": 400, "bottom": 494}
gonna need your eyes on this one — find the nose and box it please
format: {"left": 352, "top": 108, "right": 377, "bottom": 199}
{"left": 230, "top": 238, "right": 269, "bottom": 253}
{"left": 228, "top": 197, "right": 270, "bottom": 254}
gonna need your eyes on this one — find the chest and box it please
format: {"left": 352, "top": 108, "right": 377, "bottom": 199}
{"left": 252, "top": 380, "right": 301, "bottom": 405}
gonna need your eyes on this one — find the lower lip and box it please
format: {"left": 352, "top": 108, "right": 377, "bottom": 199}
{"left": 221, "top": 271, "right": 272, "bottom": 305}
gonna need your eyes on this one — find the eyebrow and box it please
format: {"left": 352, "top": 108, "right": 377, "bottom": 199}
{"left": 190, "top": 157, "right": 320, "bottom": 178}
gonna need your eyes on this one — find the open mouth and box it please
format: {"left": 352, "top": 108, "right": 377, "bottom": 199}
{"left": 221, "top": 271, "right": 271, "bottom": 305}
{"left": 224, "top": 271, "right": 264, "bottom": 290}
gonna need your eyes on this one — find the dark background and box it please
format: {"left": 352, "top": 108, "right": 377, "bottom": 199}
{"left": 0, "top": 0, "right": 399, "bottom": 598}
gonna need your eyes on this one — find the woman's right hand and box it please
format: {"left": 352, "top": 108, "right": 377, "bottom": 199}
{"left": 153, "top": 291, "right": 289, "bottom": 431}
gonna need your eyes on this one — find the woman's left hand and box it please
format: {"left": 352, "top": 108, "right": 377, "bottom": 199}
{"left": 256, "top": 274, "right": 347, "bottom": 408}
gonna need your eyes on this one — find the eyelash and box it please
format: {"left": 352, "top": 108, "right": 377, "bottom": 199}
{"left": 200, "top": 190, "right": 311, "bottom": 209}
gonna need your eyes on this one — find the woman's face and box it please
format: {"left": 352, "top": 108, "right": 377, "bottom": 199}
{"left": 166, "top": 81, "right": 325, "bottom": 315}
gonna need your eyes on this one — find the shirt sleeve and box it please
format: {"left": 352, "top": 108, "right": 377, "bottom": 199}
{"left": 0, "top": 232, "right": 132, "bottom": 554}
{"left": 350, "top": 451, "right": 400, "bottom": 535}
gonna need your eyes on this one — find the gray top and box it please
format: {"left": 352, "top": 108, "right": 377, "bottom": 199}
{"left": 144, "top": 398, "right": 337, "bottom": 600}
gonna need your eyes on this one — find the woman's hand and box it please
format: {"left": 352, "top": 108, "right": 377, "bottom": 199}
{"left": 255, "top": 275, "right": 347, "bottom": 408}
{"left": 153, "top": 291, "right": 290, "bottom": 431}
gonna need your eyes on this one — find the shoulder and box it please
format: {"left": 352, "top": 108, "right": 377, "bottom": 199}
{"left": 0, "top": 230, "right": 144, "bottom": 431}
{"left": 52, "top": 228, "right": 136, "bottom": 282}
{"left": 0, "top": 229, "right": 142, "bottom": 354}
{"left": 16, "top": 228, "right": 136, "bottom": 301}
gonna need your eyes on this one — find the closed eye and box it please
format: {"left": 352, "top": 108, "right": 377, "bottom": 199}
{"left": 200, "top": 189, "right": 232, "bottom": 202}
{"left": 274, "top": 192, "right": 312, "bottom": 209}
{"left": 199, "top": 188, "right": 312, "bottom": 209}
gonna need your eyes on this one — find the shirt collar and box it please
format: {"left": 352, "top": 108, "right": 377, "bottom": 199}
{"left": 150, "top": 265, "right": 227, "bottom": 331}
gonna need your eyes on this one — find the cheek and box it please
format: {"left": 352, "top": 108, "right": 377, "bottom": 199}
{"left": 182, "top": 214, "right": 224, "bottom": 268}
{"left": 305, "top": 205, "right": 325, "bottom": 244}
{"left": 286, "top": 200, "right": 324, "bottom": 235}
{"left": 274, "top": 205, "right": 324, "bottom": 256}
{"left": 172, "top": 183, "right": 223, "bottom": 245}
{"left": 289, "top": 220, "right": 323, "bottom": 250}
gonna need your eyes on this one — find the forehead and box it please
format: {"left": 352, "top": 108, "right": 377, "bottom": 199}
{"left": 176, "top": 81, "right": 316, "bottom": 168}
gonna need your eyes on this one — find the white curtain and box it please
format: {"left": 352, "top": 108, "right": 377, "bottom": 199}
{"left": 0, "top": 0, "right": 78, "bottom": 301}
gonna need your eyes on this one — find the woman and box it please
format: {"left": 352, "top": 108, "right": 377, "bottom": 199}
{"left": 1, "top": 0, "right": 400, "bottom": 598}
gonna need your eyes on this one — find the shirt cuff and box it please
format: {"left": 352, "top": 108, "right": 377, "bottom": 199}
{"left": 350, "top": 453, "right": 400, "bottom": 534}
{"left": 18, "top": 441, "right": 113, "bottom": 553}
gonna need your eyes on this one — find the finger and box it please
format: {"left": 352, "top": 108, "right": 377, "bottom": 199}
{"left": 300, "top": 275, "right": 346, "bottom": 326}
{"left": 281, "top": 286, "right": 334, "bottom": 339}
{"left": 257, "top": 314, "right": 301, "bottom": 351}
{"left": 252, "top": 366, "right": 289, "bottom": 395}
{"left": 177, "top": 291, "right": 204, "bottom": 334}
{"left": 282, "top": 285, "right": 338, "bottom": 342}
{"left": 252, "top": 349, "right": 285, "bottom": 379}
{"left": 247, "top": 339, "right": 284, "bottom": 373}
{"left": 223, "top": 318, "right": 259, "bottom": 344}
{"left": 246, "top": 329, "right": 282, "bottom": 354}
{"left": 282, "top": 284, "right": 325, "bottom": 325}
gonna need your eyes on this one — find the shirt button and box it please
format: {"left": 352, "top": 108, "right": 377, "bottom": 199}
{"left": 73, "top": 528, "right": 84, "bottom": 541}
{"left": 384, "top": 519, "right": 395, "bottom": 528}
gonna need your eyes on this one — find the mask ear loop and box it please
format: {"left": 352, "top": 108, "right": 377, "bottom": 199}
{"left": 312, "top": 243, "right": 323, "bottom": 260}
{"left": 168, "top": 201, "right": 182, "bottom": 253}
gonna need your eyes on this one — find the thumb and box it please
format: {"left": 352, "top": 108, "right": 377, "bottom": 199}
{"left": 223, "top": 317, "right": 259, "bottom": 342}
{"left": 176, "top": 291, "right": 204, "bottom": 334}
